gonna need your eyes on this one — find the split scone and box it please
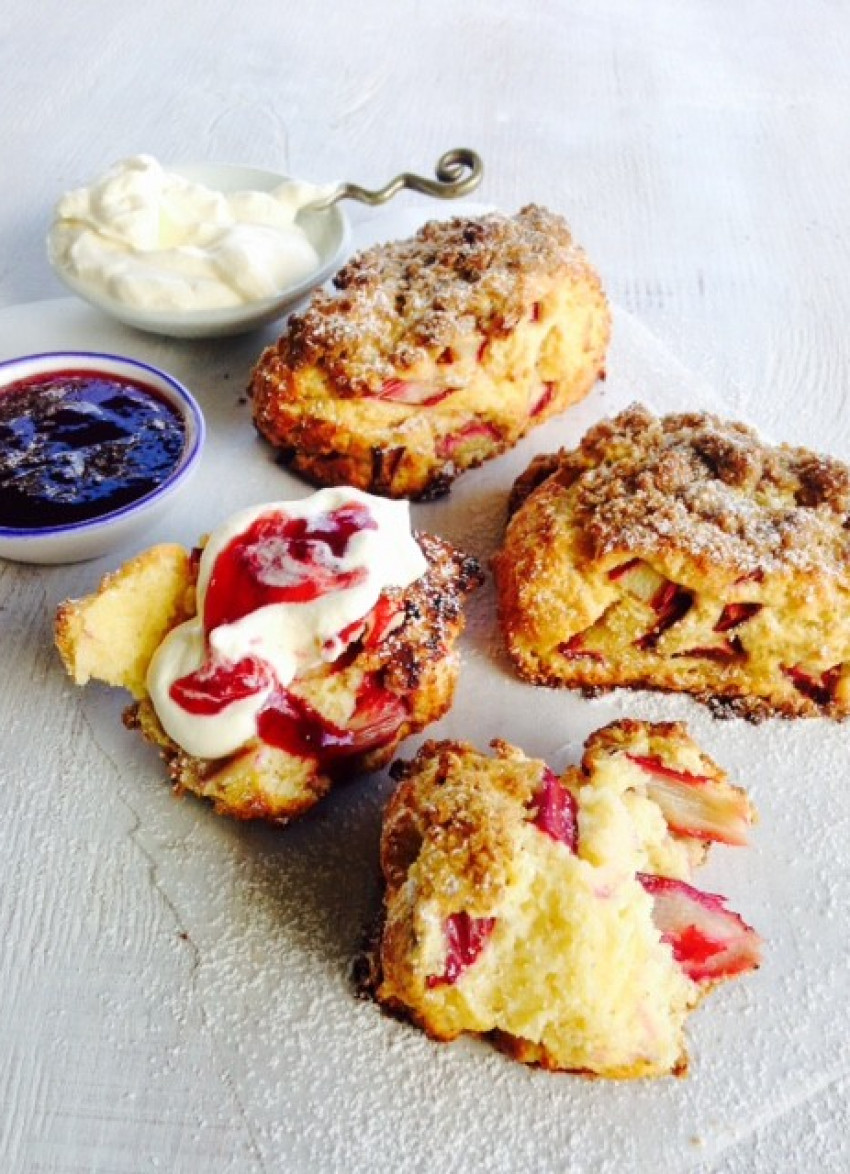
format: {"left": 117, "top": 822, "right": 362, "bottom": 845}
{"left": 493, "top": 404, "right": 850, "bottom": 719}
{"left": 251, "top": 205, "right": 611, "bottom": 500}
{"left": 55, "top": 487, "right": 482, "bottom": 823}
{"left": 370, "top": 720, "right": 761, "bottom": 1078}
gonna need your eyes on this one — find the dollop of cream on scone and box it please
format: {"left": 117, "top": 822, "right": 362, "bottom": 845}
{"left": 146, "top": 488, "right": 426, "bottom": 758}
{"left": 55, "top": 488, "right": 482, "bottom": 823}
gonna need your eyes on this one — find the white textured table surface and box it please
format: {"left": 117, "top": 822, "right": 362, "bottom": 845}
{"left": 2, "top": 4, "right": 849, "bottom": 1172}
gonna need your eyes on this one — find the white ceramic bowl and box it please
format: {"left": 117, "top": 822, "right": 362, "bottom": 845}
{"left": 48, "top": 163, "right": 351, "bottom": 339}
{"left": 0, "top": 351, "right": 205, "bottom": 564}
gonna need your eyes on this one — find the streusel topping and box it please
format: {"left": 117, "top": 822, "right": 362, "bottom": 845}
{"left": 560, "top": 405, "right": 850, "bottom": 575}
{"left": 279, "top": 205, "right": 596, "bottom": 393}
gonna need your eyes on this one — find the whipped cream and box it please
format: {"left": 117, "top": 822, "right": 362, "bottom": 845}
{"left": 48, "top": 155, "right": 331, "bottom": 312}
{"left": 146, "top": 488, "right": 426, "bottom": 759}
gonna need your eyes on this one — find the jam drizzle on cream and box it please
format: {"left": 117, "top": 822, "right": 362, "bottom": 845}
{"left": 202, "top": 502, "right": 376, "bottom": 629}
{"left": 147, "top": 489, "right": 426, "bottom": 761}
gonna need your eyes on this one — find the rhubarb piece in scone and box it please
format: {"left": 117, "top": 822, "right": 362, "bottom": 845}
{"left": 250, "top": 206, "right": 611, "bottom": 500}
{"left": 55, "top": 487, "right": 482, "bottom": 823}
{"left": 369, "top": 720, "right": 760, "bottom": 1078}
{"left": 493, "top": 404, "right": 850, "bottom": 719}
{"left": 580, "top": 719, "right": 755, "bottom": 852}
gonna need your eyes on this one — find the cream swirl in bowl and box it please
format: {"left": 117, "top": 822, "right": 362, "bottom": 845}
{"left": 48, "top": 156, "right": 350, "bottom": 338}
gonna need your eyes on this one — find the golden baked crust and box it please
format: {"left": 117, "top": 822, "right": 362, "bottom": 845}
{"left": 493, "top": 404, "right": 850, "bottom": 718}
{"left": 368, "top": 721, "right": 759, "bottom": 1077}
{"left": 55, "top": 532, "right": 482, "bottom": 824}
{"left": 251, "top": 206, "right": 611, "bottom": 499}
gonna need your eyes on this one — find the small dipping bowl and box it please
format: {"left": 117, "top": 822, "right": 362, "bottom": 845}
{"left": 0, "top": 351, "right": 205, "bottom": 564}
{"left": 48, "top": 163, "right": 351, "bottom": 339}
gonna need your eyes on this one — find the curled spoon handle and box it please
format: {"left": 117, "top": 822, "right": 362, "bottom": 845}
{"left": 306, "top": 148, "right": 483, "bottom": 212}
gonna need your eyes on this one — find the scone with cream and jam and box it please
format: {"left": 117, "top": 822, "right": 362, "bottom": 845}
{"left": 494, "top": 404, "right": 850, "bottom": 719}
{"left": 55, "top": 487, "right": 482, "bottom": 823}
{"left": 369, "top": 720, "right": 761, "bottom": 1078}
{"left": 251, "top": 206, "right": 611, "bottom": 500}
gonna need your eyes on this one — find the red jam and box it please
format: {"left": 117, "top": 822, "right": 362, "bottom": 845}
{"left": 0, "top": 369, "right": 185, "bottom": 529}
{"left": 257, "top": 675, "right": 407, "bottom": 761}
{"left": 168, "top": 501, "right": 409, "bottom": 765}
{"left": 170, "top": 656, "right": 407, "bottom": 766}
{"left": 203, "top": 503, "right": 377, "bottom": 632}
{"left": 169, "top": 655, "right": 273, "bottom": 715}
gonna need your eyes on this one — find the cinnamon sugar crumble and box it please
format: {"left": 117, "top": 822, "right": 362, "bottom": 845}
{"left": 280, "top": 206, "right": 594, "bottom": 394}
{"left": 385, "top": 740, "right": 539, "bottom": 908}
{"left": 571, "top": 405, "right": 850, "bottom": 574}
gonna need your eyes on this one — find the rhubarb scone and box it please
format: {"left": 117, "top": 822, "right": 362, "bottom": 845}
{"left": 55, "top": 487, "right": 482, "bottom": 823}
{"left": 250, "top": 205, "right": 611, "bottom": 500}
{"left": 493, "top": 404, "right": 850, "bottom": 719}
{"left": 369, "top": 720, "right": 760, "bottom": 1078}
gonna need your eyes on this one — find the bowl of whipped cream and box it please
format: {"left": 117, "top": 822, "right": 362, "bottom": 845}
{"left": 47, "top": 155, "right": 351, "bottom": 338}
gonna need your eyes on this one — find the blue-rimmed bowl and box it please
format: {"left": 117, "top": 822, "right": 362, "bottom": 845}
{"left": 0, "top": 351, "right": 205, "bottom": 564}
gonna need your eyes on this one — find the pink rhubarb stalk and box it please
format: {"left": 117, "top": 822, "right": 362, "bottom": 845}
{"left": 436, "top": 421, "right": 500, "bottom": 460}
{"left": 626, "top": 753, "right": 752, "bottom": 845}
{"left": 783, "top": 663, "right": 842, "bottom": 707}
{"left": 714, "top": 602, "right": 762, "bottom": 633}
{"left": 426, "top": 912, "right": 497, "bottom": 988}
{"left": 530, "top": 767, "right": 578, "bottom": 850}
{"left": 636, "top": 581, "right": 693, "bottom": 650}
{"left": 376, "top": 379, "right": 456, "bottom": 407}
{"left": 557, "top": 633, "right": 606, "bottom": 663}
{"left": 637, "top": 873, "right": 762, "bottom": 983}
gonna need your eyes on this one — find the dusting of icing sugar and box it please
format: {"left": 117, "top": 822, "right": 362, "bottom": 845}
{"left": 573, "top": 405, "right": 850, "bottom": 576}
{"left": 279, "top": 205, "right": 599, "bottom": 394}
